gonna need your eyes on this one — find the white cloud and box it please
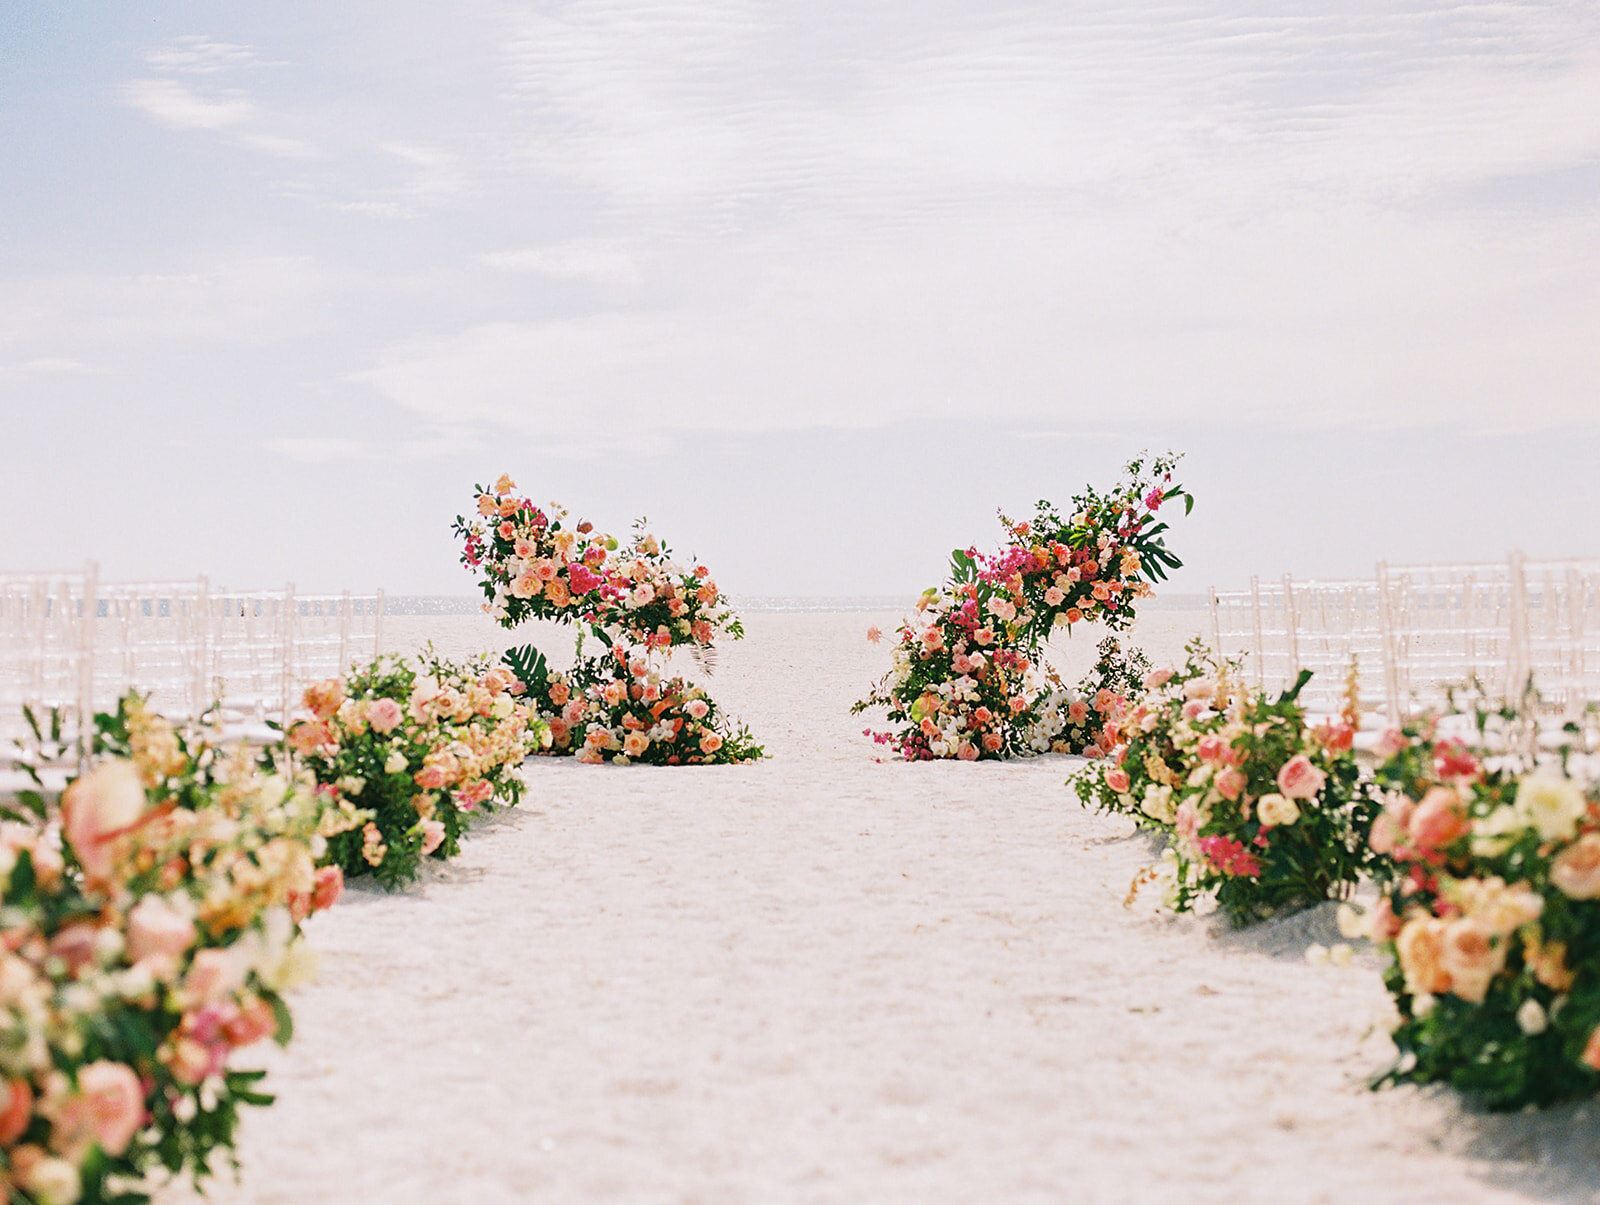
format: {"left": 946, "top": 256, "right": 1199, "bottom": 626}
{"left": 479, "top": 240, "right": 640, "bottom": 285}
{"left": 265, "top": 438, "right": 373, "bottom": 464}
{"left": 120, "top": 77, "right": 255, "bottom": 131}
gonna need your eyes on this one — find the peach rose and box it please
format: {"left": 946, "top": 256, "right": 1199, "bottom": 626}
{"left": 287, "top": 719, "right": 334, "bottom": 757}
{"left": 981, "top": 732, "right": 1003, "bottom": 753}
{"left": 1215, "top": 767, "right": 1246, "bottom": 802}
{"left": 1581, "top": 1027, "right": 1600, "bottom": 1072}
{"left": 1395, "top": 916, "right": 1452, "bottom": 996}
{"left": 1104, "top": 767, "right": 1131, "bottom": 794}
{"left": 1374, "top": 727, "right": 1409, "bottom": 759}
{"left": 48, "top": 922, "right": 101, "bottom": 977}
{"left": 1550, "top": 832, "right": 1600, "bottom": 899}
{"left": 72, "top": 1060, "right": 144, "bottom": 1157}
{"left": 60, "top": 759, "right": 147, "bottom": 883}
{"left": 1275, "top": 754, "right": 1326, "bottom": 800}
{"left": 956, "top": 742, "right": 979, "bottom": 761}
{"left": 699, "top": 732, "right": 724, "bottom": 755}
{"left": 1439, "top": 918, "right": 1504, "bottom": 1004}
{"left": 365, "top": 697, "right": 404, "bottom": 734}
{"left": 302, "top": 678, "right": 344, "bottom": 720}
{"left": 1407, "top": 786, "right": 1468, "bottom": 850}
{"left": 125, "top": 895, "right": 197, "bottom": 976}
{"left": 1369, "top": 796, "right": 1414, "bottom": 856}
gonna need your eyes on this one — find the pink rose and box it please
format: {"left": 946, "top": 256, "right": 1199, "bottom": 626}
{"left": 1276, "top": 754, "right": 1327, "bottom": 800}
{"left": 310, "top": 865, "right": 344, "bottom": 912}
{"left": 1196, "top": 734, "right": 1228, "bottom": 765}
{"left": 1368, "top": 799, "right": 1412, "bottom": 856}
{"left": 365, "top": 697, "right": 404, "bottom": 733}
{"left": 1083, "top": 745, "right": 1105, "bottom": 760}
{"left": 125, "top": 895, "right": 197, "bottom": 976}
{"left": 685, "top": 698, "right": 710, "bottom": 720}
{"left": 416, "top": 818, "right": 446, "bottom": 856}
{"left": 182, "top": 948, "right": 243, "bottom": 1008}
{"left": 1104, "top": 767, "right": 1131, "bottom": 794}
{"left": 1142, "top": 668, "right": 1173, "bottom": 691}
{"left": 1408, "top": 786, "right": 1468, "bottom": 850}
{"left": 0, "top": 1078, "right": 32, "bottom": 1146}
{"left": 48, "top": 921, "right": 102, "bottom": 977}
{"left": 1181, "top": 700, "right": 1208, "bottom": 720}
{"left": 61, "top": 759, "right": 147, "bottom": 883}
{"left": 1067, "top": 700, "right": 1089, "bottom": 724}
{"left": 982, "top": 732, "right": 1003, "bottom": 753}
{"left": 73, "top": 1060, "right": 144, "bottom": 1157}
{"left": 287, "top": 720, "right": 334, "bottom": 757}
{"left": 222, "top": 996, "right": 280, "bottom": 1047}
{"left": 1550, "top": 833, "right": 1600, "bottom": 899}
{"left": 1215, "top": 767, "right": 1246, "bottom": 802}
{"left": 957, "top": 742, "right": 979, "bottom": 761}
{"left": 1374, "top": 728, "right": 1409, "bottom": 759}
{"left": 1583, "top": 1027, "right": 1600, "bottom": 1072}
{"left": 1044, "top": 586, "right": 1066, "bottom": 607}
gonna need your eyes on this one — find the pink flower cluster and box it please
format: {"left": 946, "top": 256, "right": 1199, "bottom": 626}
{"left": 453, "top": 475, "right": 740, "bottom": 654}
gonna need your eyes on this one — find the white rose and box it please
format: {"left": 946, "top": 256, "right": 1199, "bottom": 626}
{"left": 1141, "top": 784, "right": 1176, "bottom": 824}
{"left": 1516, "top": 998, "right": 1548, "bottom": 1035}
{"left": 384, "top": 750, "right": 409, "bottom": 775}
{"left": 1513, "top": 774, "right": 1587, "bottom": 842}
{"left": 1256, "top": 793, "right": 1302, "bottom": 827}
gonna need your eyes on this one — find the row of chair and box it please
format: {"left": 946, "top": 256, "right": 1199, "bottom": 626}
{"left": 1, "top": 564, "right": 384, "bottom": 757}
{"left": 1209, "top": 555, "right": 1600, "bottom": 725}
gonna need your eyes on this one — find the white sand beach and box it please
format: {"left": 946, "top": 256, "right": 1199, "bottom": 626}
{"left": 164, "top": 610, "right": 1600, "bottom": 1204}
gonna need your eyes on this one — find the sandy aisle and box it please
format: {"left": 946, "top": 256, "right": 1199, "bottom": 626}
{"left": 166, "top": 612, "right": 1600, "bottom": 1204}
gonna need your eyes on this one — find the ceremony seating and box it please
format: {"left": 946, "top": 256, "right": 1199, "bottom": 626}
{"left": 1, "top": 565, "right": 385, "bottom": 764}
{"left": 1211, "top": 554, "right": 1600, "bottom": 727}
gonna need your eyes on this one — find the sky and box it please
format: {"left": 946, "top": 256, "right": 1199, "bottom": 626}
{"left": 1, "top": 2, "right": 1597, "bottom": 602}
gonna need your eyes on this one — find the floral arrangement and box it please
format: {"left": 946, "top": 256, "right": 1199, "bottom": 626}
{"left": 530, "top": 649, "right": 763, "bottom": 765}
{"left": 855, "top": 454, "right": 1190, "bottom": 760}
{"left": 451, "top": 475, "right": 744, "bottom": 653}
{"left": 1075, "top": 643, "right": 1380, "bottom": 923}
{"left": 1362, "top": 710, "right": 1600, "bottom": 1109}
{"left": 0, "top": 696, "right": 355, "bottom": 1204}
{"left": 1031, "top": 636, "right": 1152, "bottom": 757}
{"left": 452, "top": 474, "right": 762, "bottom": 766}
{"left": 285, "top": 652, "right": 548, "bottom": 890}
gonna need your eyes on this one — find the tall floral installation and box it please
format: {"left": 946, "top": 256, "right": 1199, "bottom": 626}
{"left": 283, "top": 649, "right": 549, "bottom": 890}
{"left": 1359, "top": 705, "right": 1600, "bottom": 1110}
{"left": 853, "top": 454, "right": 1191, "bottom": 761}
{"left": 1, "top": 697, "right": 356, "bottom": 1205}
{"left": 452, "top": 475, "right": 763, "bottom": 766}
{"left": 1074, "top": 643, "right": 1381, "bottom": 923}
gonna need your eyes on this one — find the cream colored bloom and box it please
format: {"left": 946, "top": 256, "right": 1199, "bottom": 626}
{"left": 1256, "top": 793, "right": 1301, "bottom": 827}
{"left": 1513, "top": 774, "right": 1587, "bottom": 842}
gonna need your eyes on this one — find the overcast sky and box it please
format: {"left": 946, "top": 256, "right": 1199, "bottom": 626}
{"left": 2, "top": 2, "right": 1596, "bottom": 600}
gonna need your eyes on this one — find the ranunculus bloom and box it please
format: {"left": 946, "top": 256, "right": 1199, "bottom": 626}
{"left": 365, "top": 697, "right": 404, "bottom": 733}
{"left": 1550, "top": 832, "right": 1600, "bottom": 899}
{"left": 1276, "top": 754, "right": 1326, "bottom": 800}
{"left": 1408, "top": 786, "right": 1469, "bottom": 850}
{"left": 126, "top": 895, "right": 197, "bottom": 976}
{"left": 73, "top": 1060, "right": 144, "bottom": 1157}
{"left": 60, "top": 759, "right": 147, "bottom": 883}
